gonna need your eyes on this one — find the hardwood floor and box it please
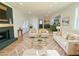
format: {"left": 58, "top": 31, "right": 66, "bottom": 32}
{"left": 0, "top": 33, "right": 66, "bottom": 56}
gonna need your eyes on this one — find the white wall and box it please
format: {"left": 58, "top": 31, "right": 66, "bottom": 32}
{"left": 52, "top": 3, "right": 79, "bottom": 32}
{"left": 13, "top": 8, "right": 27, "bottom": 37}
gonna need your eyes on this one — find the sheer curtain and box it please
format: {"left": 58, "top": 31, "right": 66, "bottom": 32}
{"left": 22, "top": 19, "right": 29, "bottom": 33}
{"left": 74, "top": 7, "right": 79, "bottom": 31}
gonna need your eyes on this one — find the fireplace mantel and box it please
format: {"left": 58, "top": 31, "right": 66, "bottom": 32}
{"left": 0, "top": 24, "right": 14, "bottom": 27}
{"left": 0, "top": 19, "right": 8, "bottom": 22}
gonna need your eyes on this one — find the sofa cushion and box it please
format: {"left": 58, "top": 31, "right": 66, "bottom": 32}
{"left": 66, "top": 33, "right": 79, "bottom": 40}
{"left": 68, "top": 35, "right": 75, "bottom": 40}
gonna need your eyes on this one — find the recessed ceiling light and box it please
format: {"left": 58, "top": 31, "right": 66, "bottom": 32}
{"left": 19, "top": 3, "right": 23, "bottom": 5}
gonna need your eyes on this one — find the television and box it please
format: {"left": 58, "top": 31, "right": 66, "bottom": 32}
{"left": 0, "top": 9, "right": 7, "bottom": 19}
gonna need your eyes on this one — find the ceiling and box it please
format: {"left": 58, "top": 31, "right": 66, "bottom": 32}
{"left": 6, "top": 2, "right": 74, "bottom": 16}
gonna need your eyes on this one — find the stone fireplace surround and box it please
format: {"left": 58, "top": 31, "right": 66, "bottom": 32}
{"left": 0, "top": 27, "right": 17, "bottom": 50}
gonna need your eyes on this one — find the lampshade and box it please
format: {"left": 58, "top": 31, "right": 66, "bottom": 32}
{"left": 56, "top": 26, "right": 60, "bottom": 30}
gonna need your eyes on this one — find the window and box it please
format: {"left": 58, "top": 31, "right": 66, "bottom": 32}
{"left": 74, "top": 7, "right": 79, "bottom": 31}
{"left": 40, "top": 20, "right": 43, "bottom": 24}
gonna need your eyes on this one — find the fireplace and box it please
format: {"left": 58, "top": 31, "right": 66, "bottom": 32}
{"left": 0, "top": 30, "right": 10, "bottom": 43}
{"left": 0, "top": 3, "right": 16, "bottom": 50}
{"left": 0, "top": 27, "right": 17, "bottom": 50}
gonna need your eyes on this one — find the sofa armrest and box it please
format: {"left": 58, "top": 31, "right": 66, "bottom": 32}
{"left": 66, "top": 42, "right": 75, "bottom": 55}
{"left": 66, "top": 41, "right": 79, "bottom": 55}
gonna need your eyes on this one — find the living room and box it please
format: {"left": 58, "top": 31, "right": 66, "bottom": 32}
{"left": 0, "top": 2, "right": 79, "bottom": 56}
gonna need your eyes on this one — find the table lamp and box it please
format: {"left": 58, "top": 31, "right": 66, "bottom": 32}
{"left": 56, "top": 26, "right": 60, "bottom": 32}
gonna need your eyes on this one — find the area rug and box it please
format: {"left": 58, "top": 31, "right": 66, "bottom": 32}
{"left": 23, "top": 49, "right": 60, "bottom": 56}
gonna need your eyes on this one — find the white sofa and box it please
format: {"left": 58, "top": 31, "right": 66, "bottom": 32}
{"left": 53, "top": 32, "right": 79, "bottom": 55}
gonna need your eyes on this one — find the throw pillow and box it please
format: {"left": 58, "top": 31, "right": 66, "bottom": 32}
{"left": 66, "top": 34, "right": 70, "bottom": 40}
{"left": 62, "top": 32, "right": 67, "bottom": 39}
{"left": 67, "top": 34, "right": 76, "bottom": 40}
{"left": 41, "top": 30, "right": 46, "bottom": 33}
{"left": 31, "top": 29, "right": 36, "bottom": 33}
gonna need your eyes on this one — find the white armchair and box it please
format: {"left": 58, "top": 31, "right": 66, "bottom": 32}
{"left": 39, "top": 29, "right": 49, "bottom": 38}
{"left": 29, "top": 29, "right": 38, "bottom": 38}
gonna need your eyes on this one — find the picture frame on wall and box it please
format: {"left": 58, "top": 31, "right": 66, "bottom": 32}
{"left": 53, "top": 15, "right": 61, "bottom": 25}
{"left": 62, "top": 16, "right": 70, "bottom": 26}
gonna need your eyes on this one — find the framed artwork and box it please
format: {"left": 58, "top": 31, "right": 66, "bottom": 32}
{"left": 44, "top": 16, "right": 51, "bottom": 24}
{"left": 62, "top": 16, "right": 70, "bottom": 26}
{"left": 53, "top": 15, "right": 61, "bottom": 25}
